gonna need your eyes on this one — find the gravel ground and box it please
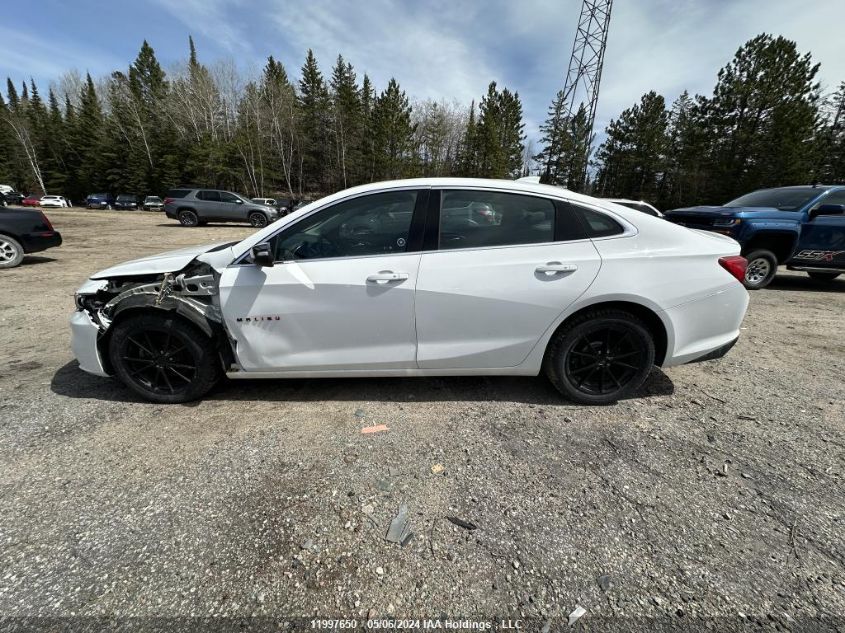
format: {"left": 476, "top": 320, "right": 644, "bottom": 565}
{"left": 0, "top": 208, "right": 843, "bottom": 631}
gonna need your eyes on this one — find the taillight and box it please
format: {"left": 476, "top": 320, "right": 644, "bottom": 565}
{"left": 719, "top": 256, "right": 747, "bottom": 283}
{"left": 164, "top": 197, "right": 173, "bottom": 205}
{"left": 39, "top": 212, "right": 54, "bottom": 231}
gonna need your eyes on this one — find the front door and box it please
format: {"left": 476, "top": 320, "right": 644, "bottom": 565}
{"left": 219, "top": 191, "right": 246, "bottom": 221}
{"left": 795, "top": 190, "right": 845, "bottom": 269}
{"left": 218, "top": 189, "right": 427, "bottom": 371}
{"left": 415, "top": 189, "right": 602, "bottom": 369}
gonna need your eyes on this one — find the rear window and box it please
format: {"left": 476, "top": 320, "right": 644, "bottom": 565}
{"left": 573, "top": 206, "right": 625, "bottom": 237}
{"left": 166, "top": 189, "right": 191, "bottom": 199}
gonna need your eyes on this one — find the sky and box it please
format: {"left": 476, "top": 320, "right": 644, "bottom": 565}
{"left": 2, "top": 0, "right": 844, "bottom": 146}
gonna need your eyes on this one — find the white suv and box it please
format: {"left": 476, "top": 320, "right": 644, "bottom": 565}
{"left": 71, "top": 178, "right": 749, "bottom": 404}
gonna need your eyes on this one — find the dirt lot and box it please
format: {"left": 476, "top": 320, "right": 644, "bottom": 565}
{"left": 0, "top": 208, "right": 843, "bottom": 630}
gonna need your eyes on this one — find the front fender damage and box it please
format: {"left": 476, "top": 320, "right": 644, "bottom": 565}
{"left": 75, "top": 262, "right": 234, "bottom": 373}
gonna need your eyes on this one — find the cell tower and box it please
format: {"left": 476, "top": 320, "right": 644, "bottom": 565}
{"left": 561, "top": 0, "right": 613, "bottom": 190}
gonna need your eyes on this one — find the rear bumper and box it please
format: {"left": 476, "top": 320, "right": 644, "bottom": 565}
{"left": 69, "top": 310, "right": 109, "bottom": 377}
{"left": 21, "top": 231, "right": 62, "bottom": 253}
{"left": 662, "top": 281, "right": 749, "bottom": 368}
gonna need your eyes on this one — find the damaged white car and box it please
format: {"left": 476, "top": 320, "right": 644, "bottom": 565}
{"left": 71, "top": 178, "right": 750, "bottom": 404}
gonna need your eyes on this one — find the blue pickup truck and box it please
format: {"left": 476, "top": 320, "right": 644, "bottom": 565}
{"left": 664, "top": 185, "right": 845, "bottom": 289}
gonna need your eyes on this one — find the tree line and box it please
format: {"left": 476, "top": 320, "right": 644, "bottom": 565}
{"left": 1, "top": 33, "right": 842, "bottom": 208}
{"left": 0, "top": 38, "right": 526, "bottom": 203}
{"left": 537, "top": 34, "right": 845, "bottom": 208}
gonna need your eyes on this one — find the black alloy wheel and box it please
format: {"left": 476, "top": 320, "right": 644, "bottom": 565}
{"left": 179, "top": 210, "right": 199, "bottom": 226}
{"left": 249, "top": 212, "right": 268, "bottom": 228}
{"left": 109, "top": 314, "right": 220, "bottom": 403}
{"left": 545, "top": 309, "right": 655, "bottom": 405}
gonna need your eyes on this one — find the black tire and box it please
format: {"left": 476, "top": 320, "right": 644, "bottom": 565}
{"left": 109, "top": 313, "right": 221, "bottom": 404}
{"left": 178, "top": 209, "right": 199, "bottom": 227}
{"left": 544, "top": 309, "right": 655, "bottom": 405}
{"left": 105, "top": 204, "right": 112, "bottom": 210}
{"left": 249, "top": 212, "right": 269, "bottom": 228}
{"left": 0, "top": 233, "right": 25, "bottom": 269}
{"left": 743, "top": 249, "right": 778, "bottom": 289}
{"left": 807, "top": 271, "right": 840, "bottom": 282}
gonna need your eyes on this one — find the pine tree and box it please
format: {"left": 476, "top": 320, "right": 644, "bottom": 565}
{"left": 360, "top": 74, "right": 376, "bottom": 182}
{"left": 458, "top": 100, "right": 477, "bottom": 176}
{"left": 371, "top": 78, "right": 414, "bottom": 180}
{"left": 595, "top": 91, "right": 669, "bottom": 201}
{"left": 298, "top": 49, "right": 331, "bottom": 193}
{"left": 329, "top": 55, "right": 362, "bottom": 188}
{"left": 704, "top": 34, "right": 820, "bottom": 201}
{"left": 72, "top": 73, "right": 107, "bottom": 199}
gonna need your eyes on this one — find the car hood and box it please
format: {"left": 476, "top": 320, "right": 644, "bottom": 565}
{"left": 665, "top": 205, "right": 799, "bottom": 219}
{"left": 90, "top": 241, "right": 237, "bottom": 279}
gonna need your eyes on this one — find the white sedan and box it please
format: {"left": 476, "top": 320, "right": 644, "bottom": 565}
{"left": 70, "top": 178, "right": 749, "bottom": 404}
{"left": 40, "top": 195, "right": 70, "bottom": 208}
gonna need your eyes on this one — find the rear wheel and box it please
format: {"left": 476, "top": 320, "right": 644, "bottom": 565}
{"left": 249, "top": 212, "right": 268, "bottom": 228}
{"left": 109, "top": 313, "right": 221, "bottom": 403}
{"left": 743, "top": 249, "right": 778, "bottom": 289}
{"left": 807, "top": 271, "right": 840, "bottom": 282}
{"left": 544, "top": 309, "right": 655, "bottom": 405}
{"left": 0, "top": 234, "right": 24, "bottom": 268}
{"left": 178, "top": 210, "right": 199, "bottom": 227}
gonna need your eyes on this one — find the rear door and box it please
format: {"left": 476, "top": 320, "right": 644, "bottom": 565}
{"left": 414, "top": 188, "right": 602, "bottom": 369}
{"left": 796, "top": 190, "right": 845, "bottom": 269}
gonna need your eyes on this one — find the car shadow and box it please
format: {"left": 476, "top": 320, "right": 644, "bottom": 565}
{"left": 21, "top": 255, "right": 57, "bottom": 266}
{"left": 767, "top": 274, "right": 844, "bottom": 293}
{"left": 51, "top": 360, "right": 674, "bottom": 406}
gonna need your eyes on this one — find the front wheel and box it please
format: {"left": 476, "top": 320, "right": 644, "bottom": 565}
{"left": 108, "top": 314, "right": 221, "bottom": 403}
{"left": 544, "top": 309, "right": 655, "bottom": 405}
{"left": 0, "top": 234, "right": 25, "bottom": 268}
{"left": 807, "top": 271, "right": 840, "bottom": 282}
{"left": 743, "top": 249, "right": 778, "bottom": 289}
{"left": 249, "top": 212, "right": 268, "bottom": 228}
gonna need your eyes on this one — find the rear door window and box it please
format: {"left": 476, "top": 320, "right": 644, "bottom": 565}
{"left": 198, "top": 190, "right": 221, "bottom": 202}
{"left": 572, "top": 205, "right": 625, "bottom": 237}
{"left": 438, "top": 190, "right": 555, "bottom": 250}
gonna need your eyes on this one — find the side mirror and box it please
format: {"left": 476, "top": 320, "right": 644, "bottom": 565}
{"left": 811, "top": 203, "right": 845, "bottom": 218}
{"left": 251, "top": 242, "right": 274, "bottom": 267}
{"left": 236, "top": 199, "right": 244, "bottom": 204}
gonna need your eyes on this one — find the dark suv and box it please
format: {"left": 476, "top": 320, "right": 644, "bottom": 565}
{"left": 164, "top": 188, "right": 281, "bottom": 227}
{"left": 86, "top": 193, "right": 115, "bottom": 210}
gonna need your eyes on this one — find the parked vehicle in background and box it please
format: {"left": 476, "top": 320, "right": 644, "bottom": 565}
{"left": 40, "top": 195, "right": 70, "bottom": 208}
{"left": 86, "top": 193, "right": 115, "bottom": 210}
{"left": 0, "top": 207, "right": 62, "bottom": 268}
{"left": 665, "top": 185, "right": 845, "bottom": 289}
{"left": 605, "top": 198, "right": 663, "bottom": 218}
{"left": 22, "top": 195, "right": 41, "bottom": 207}
{"left": 251, "top": 197, "right": 277, "bottom": 207}
{"left": 163, "top": 188, "right": 281, "bottom": 227}
{"left": 114, "top": 194, "right": 139, "bottom": 210}
{"left": 143, "top": 196, "right": 164, "bottom": 211}
{"left": 0, "top": 190, "right": 24, "bottom": 205}
{"left": 72, "top": 177, "right": 749, "bottom": 404}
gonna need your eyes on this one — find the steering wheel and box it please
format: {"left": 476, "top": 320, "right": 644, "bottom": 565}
{"left": 291, "top": 237, "right": 338, "bottom": 259}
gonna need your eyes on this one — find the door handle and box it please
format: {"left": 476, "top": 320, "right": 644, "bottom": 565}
{"left": 366, "top": 271, "right": 409, "bottom": 284}
{"left": 536, "top": 262, "right": 578, "bottom": 275}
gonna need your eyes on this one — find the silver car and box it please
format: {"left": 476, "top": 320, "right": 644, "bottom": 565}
{"left": 164, "top": 188, "right": 281, "bottom": 227}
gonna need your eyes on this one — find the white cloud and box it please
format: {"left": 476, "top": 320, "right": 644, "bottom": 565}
{"left": 267, "top": 0, "right": 498, "bottom": 104}
{"left": 148, "top": 0, "right": 253, "bottom": 55}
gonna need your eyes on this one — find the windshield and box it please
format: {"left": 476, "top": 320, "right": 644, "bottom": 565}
{"left": 725, "top": 187, "right": 824, "bottom": 211}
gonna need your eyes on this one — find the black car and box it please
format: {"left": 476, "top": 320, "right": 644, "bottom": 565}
{"left": 0, "top": 207, "right": 62, "bottom": 268}
{"left": 1, "top": 190, "right": 25, "bottom": 206}
{"left": 114, "top": 194, "right": 139, "bottom": 210}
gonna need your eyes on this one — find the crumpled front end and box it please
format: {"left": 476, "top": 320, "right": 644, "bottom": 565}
{"left": 70, "top": 261, "right": 229, "bottom": 377}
